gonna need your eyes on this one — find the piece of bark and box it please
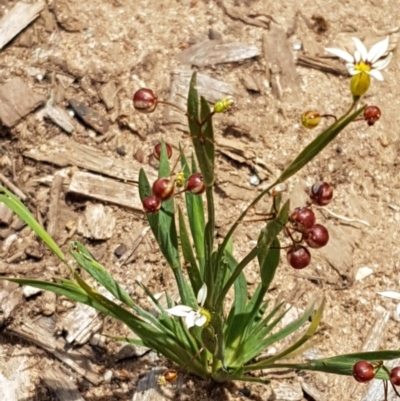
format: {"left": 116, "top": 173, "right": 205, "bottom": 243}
{"left": 0, "top": 172, "right": 28, "bottom": 201}
{"left": 46, "top": 173, "right": 63, "bottom": 239}
{"left": 68, "top": 171, "right": 143, "bottom": 211}
{"left": 60, "top": 301, "right": 103, "bottom": 345}
{"left": 262, "top": 25, "right": 301, "bottom": 100}
{"left": 0, "top": 281, "right": 23, "bottom": 328}
{"left": 296, "top": 54, "right": 348, "bottom": 76}
{"left": 0, "top": 1, "right": 45, "bottom": 50}
{"left": 178, "top": 40, "right": 260, "bottom": 67}
{"left": 165, "top": 69, "right": 238, "bottom": 126}
{"left": 0, "top": 77, "right": 46, "bottom": 127}
{"left": 77, "top": 203, "right": 116, "bottom": 240}
{"left": 270, "top": 380, "right": 303, "bottom": 401}
{"left": 0, "top": 203, "right": 13, "bottom": 226}
{"left": 69, "top": 98, "right": 110, "bottom": 134}
{"left": 45, "top": 103, "right": 75, "bottom": 133}
{"left": 24, "top": 138, "right": 157, "bottom": 183}
{"left": 99, "top": 80, "right": 118, "bottom": 110}
{"left": 43, "top": 363, "right": 86, "bottom": 401}
{"left": 8, "top": 320, "right": 103, "bottom": 385}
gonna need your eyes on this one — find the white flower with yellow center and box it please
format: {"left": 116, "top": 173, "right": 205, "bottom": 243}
{"left": 325, "top": 37, "right": 392, "bottom": 96}
{"left": 165, "top": 283, "right": 210, "bottom": 328}
{"left": 325, "top": 36, "right": 392, "bottom": 81}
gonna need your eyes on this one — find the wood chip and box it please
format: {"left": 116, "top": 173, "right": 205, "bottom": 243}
{"left": 68, "top": 171, "right": 143, "bottom": 211}
{"left": 296, "top": 54, "right": 348, "bottom": 76}
{"left": 178, "top": 40, "right": 260, "bottom": 67}
{"left": 0, "top": 1, "right": 45, "bottom": 50}
{"left": 0, "top": 203, "right": 13, "bottom": 226}
{"left": 46, "top": 173, "right": 63, "bottom": 240}
{"left": 0, "top": 281, "right": 22, "bottom": 328}
{"left": 77, "top": 203, "right": 116, "bottom": 240}
{"left": 262, "top": 25, "right": 301, "bottom": 100}
{"left": 99, "top": 80, "right": 118, "bottom": 110}
{"left": 43, "top": 363, "right": 86, "bottom": 401}
{"left": 0, "top": 77, "right": 46, "bottom": 127}
{"left": 23, "top": 138, "right": 157, "bottom": 183}
{"left": 270, "top": 380, "right": 303, "bottom": 401}
{"left": 69, "top": 98, "right": 110, "bottom": 134}
{"left": 45, "top": 103, "right": 75, "bottom": 134}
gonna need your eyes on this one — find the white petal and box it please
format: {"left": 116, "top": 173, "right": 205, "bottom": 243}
{"left": 165, "top": 305, "right": 193, "bottom": 317}
{"left": 377, "top": 291, "right": 400, "bottom": 300}
{"left": 368, "top": 36, "right": 389, "bottom": 63}
{"left": 354, "top": 50, "right": 361, "bottom": 63}
{"left": 352, "top": 37, "right": 368, "bottom": 61}
{"left": 185, "top": 311, "right": 197, "bottom": 328}
{"left": 372, "top": 53, "right": 392, "bottom": 70}
{"left": 349, "top": 69, "right": 361, "bottom": 76}
{"left": 325, "top": 47, "right": 354, "bottom": 63}
{"left": 346, "top": 63, "right": 357, "bottom": 74}
{"left": 194, "top": 314, "right": 207, "bottom": 327}
{"left": 197, "top": 283, "right": 207, "bottom": 306}
{"left": 368, "top": 69, "right": 384, "bottom": 81}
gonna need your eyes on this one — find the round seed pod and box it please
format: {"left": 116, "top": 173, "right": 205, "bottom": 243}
{"left": 133, "top": 88, "right": 158, "bottom": 113}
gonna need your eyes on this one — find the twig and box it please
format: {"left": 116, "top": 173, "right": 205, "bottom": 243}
{"left": 0, "top": 173, "right": 27, "bottom": 201}
{"left": 118, "top": 226, "right": 150, "bottom": 267}
{"left": 316, "top": 206, "right": 370, "bottom": 227}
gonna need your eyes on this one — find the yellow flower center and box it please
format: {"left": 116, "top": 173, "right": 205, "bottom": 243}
{"left": 200, "top": 308, "right": 212, "bottom": 327}
{"left": 354, "top": 61, "right": 371, "bottom": 73}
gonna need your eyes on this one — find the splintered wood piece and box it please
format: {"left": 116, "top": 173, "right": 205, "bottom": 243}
{"left": 69, "top": 98, "right": 110, "bottom": 134}
{"left": 45, "top": 103, "right": 75, "bottom": 133}
{"left": 178, "top": 40, "right": 260, "bottom": 67}
{"left": 0, "top": 281, "right": 23, "bottom": 328}
{"left": 0, "top": 203, "right": 13, "bottom": 225}
{"left": 166, "top": 69, "right": 237, "bottom": 125}
{"left": 68, "top": 171, "right": 143, "bottom": 211}
{"left": 0, "top": 77, "right": 46, "bottom": 127}
{"left": 99, "top": 80, "right": 118, "bottom": 110}
{"left": 296, "top": 54, "right": 348, "bottom": 76}
{"left": 43, "top": 364, "right": 86, "bottom": 401}
{"left": 60, "top": 301, "right": 103, "bottom": 345}
{"left": 9, "top": 320, "right": 103, "bottom": 385}
{"left": 77, "top": 203, "right": 116, "bottom": 240}
{"left": 263, "top": 25, "right": 301, "bottom": 100}
{"left": 0, "top": 1, "right": 45, "bottom": 50}
{"left": 23, "top": 138, "right": 157, "bottom": 183}
{"left": 0, "top": 172, "right": 28, "bottom": 201}
{"left": 46, "top": 173, "right": 63, "bottom": 239}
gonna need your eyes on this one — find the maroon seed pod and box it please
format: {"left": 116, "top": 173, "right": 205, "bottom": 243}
{"left": 152, "top": 178, "right": 174, "bottom": 201}
{"left": 363, "top": 105, "right": 381, "bottom": 126}
{"left": 310, "top": 182, "right": 333, "bottom": 206}
{"left": 290, "top": 207, "right": 316, "bottom": 232}
{"left": 153, "top": 142, "right": 173, "bottom": 161}
{"left": 304, "top": 224, "right": 329, "bottom": 249}
{"left": 352, "top": 361, "right": 375, "bottom": 383}
{"left": 286, "top": 245, "right": 311, "bottom": 269}
{"left": 186, "top": 173, "right": 205, "bottom": 195}
{"left": 142, "top": 195, "right": 161, "bottom": 214}
{"left": 133, "top": 88, "right": 158, "bottom": 113}
{"left": 390, "top": 367, "right": 400, "bottom": 386}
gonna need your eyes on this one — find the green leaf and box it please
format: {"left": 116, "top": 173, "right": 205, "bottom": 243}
{"left": 69, "top": 241, "right": 135, "bottom": 308}
{"left": 0, "top": 186, "right": 65, "bottom": 261}
{"left": 278, "top": 106, "right": 365, "bottom": 183}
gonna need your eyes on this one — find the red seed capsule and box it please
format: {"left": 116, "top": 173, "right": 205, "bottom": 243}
{"left": 286, "top": 245, "right": 311, "bottom": 269}
{"left": 310, "top": 182, "right": 333, "bottom": 206}
{"left": 142, "top": 195, "right": 161, "bottom": 214}
{"left": 133, "top": 88, "right": 158, "bottom": 113}
{"left": 352, "top": 361, "right": 375, "bottom": 383}
{"left": 290, "top": 207, "right": 316, "bottom": 232}
{"left": 363, "top": 105, "right": 381, "bottom": 126}
{"left": 153, "top": 142, "right": 173, "bottom": 161}
{"left": 186, "top": 173, "right": 205, "bottom": 195}
{"left": 304, "top": 224, "right": 329, "bottom": 249}
{"left": 152, "top": 178, "right": 174, "bottom": 201}
{"left": 390, "top": 367, "right": 400, "bottom": 386}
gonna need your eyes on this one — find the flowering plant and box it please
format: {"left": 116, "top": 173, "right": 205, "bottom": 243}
{"left": 1, "top": 37, "right": 399, "bottom": 396}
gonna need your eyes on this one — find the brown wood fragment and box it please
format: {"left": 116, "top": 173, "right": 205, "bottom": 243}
{"left": 296, "top": 54, "right": 348, "bottom": 76}
{"left": 23, "top": 138, "right": 157, "bottom": 183}
{"left": 69, "top": 98, "right": 110, "bottom": 134}
{"left": 99, "top": 80, "right": 118, "bottom": 110}
{"left": 68, "top": 171, "right": 143, "bottom": 211}
{"left": 262, "top": 26, "right": 301, "bottom": 101}
{"left": 8, "top": 320, "right": 103, "bottom": 385}
{"left": 178, "top": 40, "right": 260, "bottom": 67}
{"left": 0, "top": 281, "right": 23, "bottom": 329}
{"left": 0, "top": 203, "right": 13, "bottom": 226}
{"left": 0, "top": 77, "right": 45, "bottom": 127}
{"left": 46, "top": 173, "right": 63, "bottom": 240}
{"left": 0, "top": 1, "right": 45, "bottom": 50}
{"left": 0, "top": 173, "right": 27, "bottom": 201}
{"left": 77, "top": 203, "right": 116, "bottom": 240}
{"left": 43, "top": 363, "right": 86, "bottom": 401}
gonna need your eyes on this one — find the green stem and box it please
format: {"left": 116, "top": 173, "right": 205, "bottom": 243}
{"left": 204, "top": 186, "right": 215, "bottom": 307}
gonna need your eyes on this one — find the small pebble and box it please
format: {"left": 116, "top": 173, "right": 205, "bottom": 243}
{"left": 23, "top": 286, "right": 43, "bottom": 298}
{"left": 104, "top": 369, "right": 113, "bottom": 383}
{"left": 355, "top": 266, "right": 373, "bottom": 281}
{"left": 114, "top": 243, "right": 127, "bottom": 258}
{"left": 249, "top": 174, "right": 260, "bottom": 186}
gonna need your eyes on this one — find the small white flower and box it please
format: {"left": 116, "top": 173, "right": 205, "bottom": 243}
{"left": 325, "top": 36, "right": 392, "bottom": 81}
{"left": 165, "top": 283, "right": 209, "bottom": 329}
